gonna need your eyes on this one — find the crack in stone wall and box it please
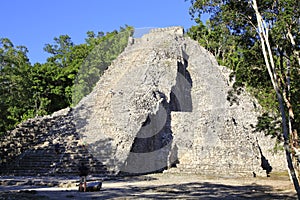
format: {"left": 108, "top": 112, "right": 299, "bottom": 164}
{"left": 120, "top": 57, "right": 192, "bottom": 174}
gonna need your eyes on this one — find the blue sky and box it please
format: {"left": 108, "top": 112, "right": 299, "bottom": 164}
{"left": 0, "top": 0, "right": 203, "bottom": 64}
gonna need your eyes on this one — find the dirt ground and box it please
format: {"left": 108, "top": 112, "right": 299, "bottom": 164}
{"left": 0, "top": 172, "right": 297, "bottom": 200}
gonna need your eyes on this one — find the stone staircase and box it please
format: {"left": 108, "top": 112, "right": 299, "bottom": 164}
{"left": 0, "top": 108, "right": 108, "bottom": 176}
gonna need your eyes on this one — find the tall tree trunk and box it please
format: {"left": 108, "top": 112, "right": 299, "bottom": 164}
{"left": 287, "top": 28, "right": 300, "bottom": 67}
{"left": 251, "top": 0, "right": 300, "bottom": 197}
{"left": 285, "top": 58, "right": 298, "bottom": 148}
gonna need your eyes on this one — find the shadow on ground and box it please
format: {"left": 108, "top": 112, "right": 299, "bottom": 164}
{"left": 98, "top": 182, "right": 295, "bottom": 200}
{"left": 0, "top": 181, "right": 296, "bottom": 200}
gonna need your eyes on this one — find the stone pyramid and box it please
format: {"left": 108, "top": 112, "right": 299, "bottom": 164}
{"left": 72, "top": 27, "right": 285, "bottom": 176}
{"left": 0, "top": 27, "right": 285, "bottom": 177}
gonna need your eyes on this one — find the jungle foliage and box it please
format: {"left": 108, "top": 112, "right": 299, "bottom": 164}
{"left": 187, "top": 0, "right": 300, "bottom": 143}
{"left": 0, "top": 26, "right": 133, "bottom": 135}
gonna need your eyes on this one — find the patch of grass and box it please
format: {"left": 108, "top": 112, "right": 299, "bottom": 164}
{"left": 269, "top": 171, "right": 290, "bottom": 180}
{"left": 254, "top": 170, "right": 290, "bottom": 181}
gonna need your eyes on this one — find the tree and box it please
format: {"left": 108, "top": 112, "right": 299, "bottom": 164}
{"left": 188, "top": 0, "right": 300, "bottom": 196}
{"left": 0, "top": 38, "right": 32, "bottom": 134}
{"left": 44, "top": 35, "right": 74, "bottom": 68}
{"left": 0, "top": 26, "right": 133, "bottom": 136}
{"left": 28, "top": 62, "right": 70, "bottom": 115}
{"left": 251, "top": 0, "right": 300, "bottom": 195}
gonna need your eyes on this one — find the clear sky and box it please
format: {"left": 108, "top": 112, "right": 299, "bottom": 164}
{"left": 0, "top": 0, "right": 200, "bottom": 64}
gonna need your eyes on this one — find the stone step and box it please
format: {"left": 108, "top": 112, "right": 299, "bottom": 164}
{"left": 3, "top": 163, "right": 109, "bottom": 176}
{"left": 0, "top": 108, "right": 110, "bottom": 177}
{"left": 1, "top": 145, "right": 108, "bottom": 176}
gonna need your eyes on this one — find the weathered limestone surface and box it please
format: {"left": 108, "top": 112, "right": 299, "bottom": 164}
{"left": 72, "top": 26, "right": 286, "bottom": 176}
{"left": 0, "top": 26, "right": 286, "bottom": 177}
